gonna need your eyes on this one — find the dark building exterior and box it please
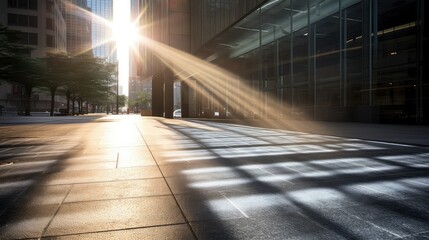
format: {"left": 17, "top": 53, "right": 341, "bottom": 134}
{"left": 0, "top": 0, "right": 67, "bottom": 112}
{"left": 140, "top": 0, "right": 428, "bottom": 124}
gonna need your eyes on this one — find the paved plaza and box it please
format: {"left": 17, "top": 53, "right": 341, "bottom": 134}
{"left": 0, "top": 115, "right": 428, "bottom": 239}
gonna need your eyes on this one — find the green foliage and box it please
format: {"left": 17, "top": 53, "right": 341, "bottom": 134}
{"left": 0, "top": 25, "right": 118, "bottom": 115}
{"left": 129, "top": 91, "right": 152, "bottom": 109}
{"left": 0, "top": 25, "right": 35, "bottom": 87}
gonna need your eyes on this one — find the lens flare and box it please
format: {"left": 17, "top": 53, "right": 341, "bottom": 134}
{"left": 66, "top": 1, "right": 323, "bottom": 131}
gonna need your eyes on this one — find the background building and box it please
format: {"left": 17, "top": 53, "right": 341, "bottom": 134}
{"left": 128, "top": 0, "right": 143, "bottom": 112}
{"left": 139, "top": 0, "right": 428, "bottom": 124}
{"left": 0, "top": 0, "right": 67, "bottom": 112}
{"left": 61, "top": 0, "right": 92, "bottom": 55}
{"left": 87, "top": 0, "right": 115, "bottom": 62}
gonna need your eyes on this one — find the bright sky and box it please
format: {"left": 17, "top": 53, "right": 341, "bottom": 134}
{"left": 113, "top": 0, "right": 130, "bottom": 96}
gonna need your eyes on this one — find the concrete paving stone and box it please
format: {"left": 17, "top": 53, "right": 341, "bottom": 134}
{"left": 44, "top": 196, "right": 186, "bottom": 236}
{"left": 0, "top": 203, "right": 59, "bottom": 239}
{"left": 159, "top": 161, "right": 232, "bottom": 177}
{"left": 399, "top": 231, "right": 429, "bottom": 240}
{"left": 2, "top": 159, "right": 58, "bottom": 177}
{"left": 41, "top": 166, "right": 162, "bottom": 185}
{"left": 175, "top": 192, "right": 246, "bottom": 222}
{"left": 15, "top": 185, "right": 71, "bottom": 206}
{"left": 286, "top": 186, "right": 379, "bottom": 211}
{"left": 65, "top": 178, "right": 171, "bottom": 202}
{"left": 117, "top": 150, "right": 156, "bottom": 168}
{"left": 82, "top": 146, "right": 151, "bottom": 156}
{"left": 190, "top": 213, "right": 344, "bottom": 240}
{"left": 343, "top": 179, "right": 429, "bottom": 200}
{"left": 149, "top": 143, "right": 202, "bottom": 151}
{"left": 150, "top": 148, "right": 218, "bottom": 164}
{"left": 165, "top": 176, "right": 243, "bottom": 195}
{"left": 61, "top": 154, "right": 117, "bottom": 164}
{"left": 165, "top": 172, "right": 289, "bottom": 195}
{"left": 114, "top": 165, "right": 162, "bottom": 180}
{"left": 305, "top": 207, "right": 403, "bottom": 239}
{"left": 340, "top": 200, "right": 429, "bottom": 238}
{"left": 48, "top": 224, "right": 196, "bottom": 240}
{"left": 48, "top": 161, "right": 117, "bottom": 172}
{"left": 0, "top": 187, "right": 26, "bottom": 215}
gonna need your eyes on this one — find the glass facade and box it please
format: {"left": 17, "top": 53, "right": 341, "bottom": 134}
{"left": 189, "top": 0, "right": 427, "bottom": 124}
{"left": 62, "top": 0, "right": 92, "bottom": 55}
{"left": 87, "top": 0, "right": 115, "bottom": 62}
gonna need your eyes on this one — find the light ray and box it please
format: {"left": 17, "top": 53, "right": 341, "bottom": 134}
{"left": 139, "top": 36, "right": 318, "bottom": 130}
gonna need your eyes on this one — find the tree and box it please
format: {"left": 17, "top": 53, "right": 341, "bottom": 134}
{"left": 129, "top": 91, "right": 151, "bottom": 110}
{"left": 118, "top": 95, "right": 128, "bottom": 108}
{"left": 0, "top": 25, "right": 31, "bottom": 84}
{"left": 52, "top": 55, "right": 115, "bottom": 115}
{"left": 40, "top": 54, "right": 70, "bottom": 116}
{"left": 71, "top": 55, "right": 115, "bottom": 114}
{"left": 0, "top": 25, "right": 41, "bottom": 115}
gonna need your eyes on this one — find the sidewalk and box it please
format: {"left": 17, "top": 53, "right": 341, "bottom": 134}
{"left": 0, "top": 115, "right": 428, "bottom": 239}
{"left": 200, "top": 118, "right": 429, "bottom": 146}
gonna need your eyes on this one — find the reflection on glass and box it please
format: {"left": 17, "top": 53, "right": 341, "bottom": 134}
{"left": 375, "top": 0, "right": 417, "bottom": 123}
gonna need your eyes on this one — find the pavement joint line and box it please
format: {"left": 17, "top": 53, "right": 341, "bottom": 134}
{"left": 282, "top": 165, "right": 306, "bottom": 175}
{"left": 339, "top": 159, "right": 382, "bottom": 172}
{"left": 134, "top": 122, "right": 199, "bottom": 240}
{"left": 219, "top": 192, "right": 249, "bottom": 218}
{"left": 356, "top": 184, "right": 398, "bottom": 199}
{"left": 37, "top": 176, "right": 167, "bottom": 186}
{"left": 60, "top": 193, "right": 183, "bottom": 204}
{"left": 40, "top": 184, "right": 73, "bottom": 238}
{"left": 395, "top": 230, "right": 429, "bottom": 239}
{"left": 40, "top": 222, "right": 191, "bottom": 239}
{"left": 257, "top": 167, "right": 294, "bottom": 184}
{"left": 338, "top": 208, "right": 402, "bottom": 238}
{"left": 365, "top": 140, "right": 417, "bottom": 148}
{"left": 295, "top": 211, "right": 332, "bottom": 232}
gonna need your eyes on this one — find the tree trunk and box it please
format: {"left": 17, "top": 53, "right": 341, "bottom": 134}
{"left": 24, "top": 85, "right": 32, "bottom": 116}
{"left": 50, "top": 87, "right": 57, "bottom": 116}
{"left": 72, "top": 93, "right": 76, "bottom": 115}
{"left": 66, "top": 91, "right": 71, "bottom": 115}
{"left": 78, "top": 98, "right": 82, "bottom": 114}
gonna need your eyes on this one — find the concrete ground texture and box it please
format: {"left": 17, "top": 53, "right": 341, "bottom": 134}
{"left": 0, "top": 114, "right": 428, "bottom": 239}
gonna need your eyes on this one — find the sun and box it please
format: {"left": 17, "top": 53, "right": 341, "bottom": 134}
{"left": 113, "top": 0, "right": 139, "bottom": 48}
{"left": 114, "top": 22, "right": 140, "bottom": 47}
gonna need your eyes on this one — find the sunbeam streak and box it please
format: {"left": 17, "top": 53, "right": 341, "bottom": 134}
{"left": 138, "top": 35, "right": 324, "bottom": 130}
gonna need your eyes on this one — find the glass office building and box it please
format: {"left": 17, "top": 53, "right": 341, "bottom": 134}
{"left": 87, "top": 0, "right": 115, "bottom": 62}
{"left": 142, "top": 0, "right": 428, "bottom": 124}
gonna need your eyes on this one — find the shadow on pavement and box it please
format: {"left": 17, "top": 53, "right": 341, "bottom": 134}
{"left": 158, "top": 118, "right": 429, "bottom": 239}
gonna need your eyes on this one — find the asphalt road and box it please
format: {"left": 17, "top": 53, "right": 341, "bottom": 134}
{"left": 0, "top": 115, "right": 428, "bottom": 239}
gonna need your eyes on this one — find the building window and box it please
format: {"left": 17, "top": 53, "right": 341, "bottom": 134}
{"left": 46, "top": 35, "right": 55, "bottom": 47}
{"left": 46, "top": 0, "right": 54, "bottom": 13}
{"left": 47, "top": 18, "right": 54, "bottom": 30}
{"left": 29, "top": 16, "right": 37, "bottom": 27}
{"left": 7, "top": 14, "right": 37, "bottom": 28}
{"left": 28, "top": 0, "right": 37, "bottom": 10}
{"left": 7, "top": 0, "right": 18, "bottom": 8}
{"left": 18, "top": 14, "right": 28, "bottom": 26}
{"left": 15, "top": 32, "right": 38, "bottom": 46}
{"left": 28, "top": 32, "right": 37, "bottom": 45}
{"left": 8, "top": 0, "right": 37, "bottom": 10}
{"left": 7, "top": 14, "right": 18, "bottom": 25}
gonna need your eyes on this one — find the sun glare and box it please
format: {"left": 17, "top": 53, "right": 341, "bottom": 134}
{"left": 113, "top": 0, "right": 133, "bottom": 97}
{"left": 114, "top": 22, "right": 140, "bottom": 46}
